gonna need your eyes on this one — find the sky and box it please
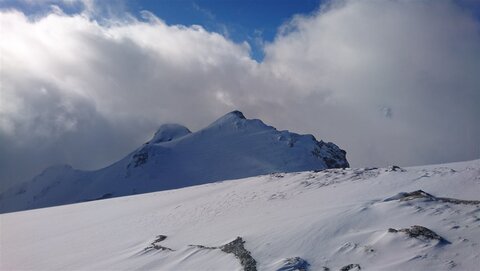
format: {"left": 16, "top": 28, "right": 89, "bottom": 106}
{"left": 0, "top": 0, "right": 322, "bottom": 60}
{"left": 0, "top": 0, "right": 479, "bottom": 189}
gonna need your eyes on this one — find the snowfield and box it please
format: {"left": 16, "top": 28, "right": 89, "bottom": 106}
{"left": 1, "top": 159, "right": 479, "bottom": 270}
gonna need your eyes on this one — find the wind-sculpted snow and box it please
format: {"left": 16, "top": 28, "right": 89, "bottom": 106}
{"left": 150, "top": 124, "right": 191, "bottom": 144}
{"left": 0, "top": 111, "right": 348, "bottom": 213}
{"left": 1, "top": 159, "right": 478, "bottom": 270}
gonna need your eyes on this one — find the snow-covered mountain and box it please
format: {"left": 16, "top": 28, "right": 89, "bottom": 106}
{"left": 0, "top": 110, "right": 348, "bottom": 213}
{"left": 1, "top": 160, "right": 478, "bottom": 270}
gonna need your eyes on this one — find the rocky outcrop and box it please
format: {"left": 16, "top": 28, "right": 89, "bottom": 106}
{"left": 144, "top": 235, "right": 174, "bottom": 252}
{"left": 387, "top": 190, "right": 480, "bottom": 205}
{"left": 339, "top": 264, "right": 361, "bottom": 271}
{"left": 388, "top": 225, "right": 449, "bottom": 243}
{"left": 189, "top": 236, "right": 257, "bottom": 271}
{"left": 276, "top": 257, "right": 310, "bottom": 271}
{"left": 220, "top": 237, "right": 257, "bottom": 271}
{"left": 313, "top": 141, "right": 349, "bottom": 169}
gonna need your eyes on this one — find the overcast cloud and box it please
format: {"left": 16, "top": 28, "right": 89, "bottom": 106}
{"left": 1, "top": 0, "right": 479, "bottom": 189}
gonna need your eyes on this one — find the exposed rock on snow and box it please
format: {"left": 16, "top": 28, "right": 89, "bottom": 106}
{"left": 131, "top": 148, "right": 149, "bottom": 168}
{"left": 298, "top": 167, "right": 384, "bottom": 189}
{"left": 339, "top": 264, "right": 361, "bottom": 271}
{"left": 220, "top": 237, "right": 257, "bottom": 271}
{"left": 144, "top": 235, "right": 174, "bottom": 252}
{"left": 313, "top": 141, "right": 349, "bottom": 168}
{"left": 144, "top": 235, "right": 173, "bottom": 252}
{"left": 276, "top": 257, "right": 310, "bottom": 271}
{"left": 385, "top": 190, "right": 480, "bottom": 205}
{"left": 389, "top": 225, "right": 449, "bottom": 244}
{"left": 187, "top": 236, "right": 257, "bottom": 271}
{"left": 385, "top": 165, "right": 406, "bottom": 172}
{"left": 188, "top": 244, "right": 217, "bottom": 250}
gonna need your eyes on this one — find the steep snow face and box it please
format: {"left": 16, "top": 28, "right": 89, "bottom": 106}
{"left": 0, "top": 111, "right": 348, "bottom": 213}
{"left": 1, "top": 160, "right": 478, "bottom": 271}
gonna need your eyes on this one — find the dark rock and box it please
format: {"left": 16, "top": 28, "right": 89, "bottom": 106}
{"left": 188, "top": 244, "right": 217, "bottom": 250}
{"left": 276, "top": 257, "right": 310, "bottom": 271}
{"left": 132, "top": 149, "right": 149, "bottom": 168}
{"left": 390, "top": 225, "right": 449, "bottom": 244}
{"left": 386, "top": 165, "right": 405, "bottom": 172}
{"left": 397, "top": 190, "right": 480, "bottom": 205}
{"left": 437, "top": 196, "right": 480, "bottom": 205}
{"left": 220, "top": 237, "right": 257, "bottom": 271}
{"left": 230, "top": 110, "right": 246, "bottom": 119}
{"left": 144, "top": 235, "right": 174, "bottom": 252}
{"left": 400, "top": 225, "right": 445, "bottom": 241}
{"left": 312, "top": 141, "right": 349, "bottom": 169}
{"left": 82, "top": 193, "right": 113, "bottom": 202}
{"left": 399, "top": 190, "right": 436, "bottom": 201}
{"left": 153, "top": 235, "right": 167, "bottom": 243}
{"left": 188, "top": 236, "right": 257, "bottom": 270}
{"left": 339, "top": 264, "right": 361, "bottom": 271}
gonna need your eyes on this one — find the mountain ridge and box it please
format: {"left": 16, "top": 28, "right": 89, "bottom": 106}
{"left": 0, "top": 110, "right": 349, "bottom": 213}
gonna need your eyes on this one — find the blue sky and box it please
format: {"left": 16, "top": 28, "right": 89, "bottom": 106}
{"left": 130, "top": 0, "right": 321, "bottom": 60}
{"left": 0, "top": 0, "right": 322, "bottom": 60}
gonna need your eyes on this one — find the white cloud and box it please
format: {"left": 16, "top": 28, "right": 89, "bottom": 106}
{"left": 262, "top": 0, "right": 480, "bottom": 166}
{"left": 0, "top": 0, "right": 479, "bottom": 188}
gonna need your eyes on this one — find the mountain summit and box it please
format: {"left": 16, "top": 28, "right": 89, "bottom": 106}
{"left": 0, "top": 111, "right": 349, "bottom": 213}
{"left": 149, "top": 123, "right": 191, "bottom": 144}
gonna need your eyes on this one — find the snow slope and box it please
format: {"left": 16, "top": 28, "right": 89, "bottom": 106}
{"left": 1, "top": 159, "right": 479, "bottom": 270}
{"left": 0, "top": 111, "right": 348, "bottom": 213}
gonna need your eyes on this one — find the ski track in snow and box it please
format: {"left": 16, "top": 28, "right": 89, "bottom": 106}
{"left": 1, "top": 159, "right": 479, "bottom": 270}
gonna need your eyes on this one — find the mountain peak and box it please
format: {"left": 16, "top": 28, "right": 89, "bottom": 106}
{"left": 206, "top": 110, "right": 267, "bottom": 130}
{"left": 150, "top": 123, "right": 191, "bottom": 144}
{"left": 228, "top": 110, "right": 246, "bottom": 119}
{"left": 215, "top": 110, "right": 246, "bottom": 122}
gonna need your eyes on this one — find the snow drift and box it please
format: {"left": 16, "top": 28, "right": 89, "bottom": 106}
{"left": 1, "top": 159, "right": 478, "bottom": 270}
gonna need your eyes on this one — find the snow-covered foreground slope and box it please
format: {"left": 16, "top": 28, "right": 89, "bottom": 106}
{"left": 1, "top": 160, "right": 479, "bottom": 270}
{"left": 0, "top": 111, "right": 348, "bottom": 213}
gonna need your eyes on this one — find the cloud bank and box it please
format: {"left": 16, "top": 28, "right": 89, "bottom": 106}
{"left": 1, "top": 0, "right": 479, "bottom": 188}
